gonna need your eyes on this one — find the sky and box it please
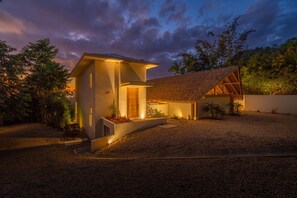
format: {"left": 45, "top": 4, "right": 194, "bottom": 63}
{"left": 1, "top": 0, "right": 297, "bottom": 79}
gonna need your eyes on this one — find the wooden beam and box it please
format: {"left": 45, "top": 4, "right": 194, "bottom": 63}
{"left": 231, "top": 71, "right": 239, "bottom": 82}
{"left": 218, "top": 82, "right": 240, "bottom": 85}
{"left": 236, "top": 68, "right": 243, "bottom": 97}
{"left": 216, "top": 84, "right": 224, "bottom": 94}
{"left": 224, "top": 76, "right": 240, "bottom": 95}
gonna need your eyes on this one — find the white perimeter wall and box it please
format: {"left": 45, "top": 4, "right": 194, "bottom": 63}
{"left": 148, "top": 103, "right": 168, "bottom": 116}
{"left": 148, "top": 102, "right": 192, "bottom": 119}
{"left": 244, "top": 95, "right": 297, "bottom": 114}
{"left": 168, "top": 102, "right": 192, "bottom": 119}
{"left": 197, "top": 96, "right": 231, "bottom": 118}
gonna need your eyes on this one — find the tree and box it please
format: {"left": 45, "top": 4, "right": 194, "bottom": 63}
{"left": 21, "top": 39, "right": 71, "bottom": 124}
{"left": 0, "top": 40, "right": 30, "bottom": 124}
{"left": 240, "top": 38, "right": 297, "bottom": 94}
{"left": 169, "top": 17, "right": 255, "bottom": 73}
{"left": 168, "top": 60, "right": 186, "bottom": 74}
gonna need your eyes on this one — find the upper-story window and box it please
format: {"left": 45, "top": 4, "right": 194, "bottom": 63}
{"left": 89, "top": 72, "right": 93, "bottom": 88}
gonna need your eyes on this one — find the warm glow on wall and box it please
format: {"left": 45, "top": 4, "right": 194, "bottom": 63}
{"left": 89, "top": 72, "right": 93, "bottom": 88}
{"left": 75, "top": 102, "right": 77, "bottom": 122}
{"left": 140, "top": 113, "right": 145, "bottom": 119}
{"left": 89, "top": 107, "right": 93, "bottom": 127}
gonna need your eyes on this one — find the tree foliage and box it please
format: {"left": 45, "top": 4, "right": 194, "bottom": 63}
{"left": 0, "top": 39, "right": 73, "bottom": 126}
{"left": 169, "top": 17, "right": 255, "bottom": 73}
{"left": 241, "top": 38, "right": 297, "bottom": 94}
{"left": 0, "top": 41, "right": 30, "bottom": 122}
{"left": 169, "top": 16, "right": 297, "bottom": 95}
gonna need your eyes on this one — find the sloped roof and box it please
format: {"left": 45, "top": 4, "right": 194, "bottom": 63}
{"left": 70, "top": 53, "right": 158, "bottom": 77}
{"left": 147, "top": 66, "right": 241, "bottom": 102}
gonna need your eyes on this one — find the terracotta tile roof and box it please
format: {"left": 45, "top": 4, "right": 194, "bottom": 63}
{"left": 147, "top": 66, "right": 239, "bottom": 102}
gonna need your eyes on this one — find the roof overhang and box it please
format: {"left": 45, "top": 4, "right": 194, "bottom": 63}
{"left": 70, "top": 53, "right": 158, "bottom": 77}
{"left": 121, "top": 81, "right": 154, "bottom": 87}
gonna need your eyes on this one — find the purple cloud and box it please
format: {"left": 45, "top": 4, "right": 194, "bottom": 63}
{"left": 0, "top": 0, "right": 296, "bottom": 78}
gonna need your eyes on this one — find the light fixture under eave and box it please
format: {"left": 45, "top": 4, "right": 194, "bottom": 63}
{"left": 105, "top": 59, "right": 123, "bottom": 63}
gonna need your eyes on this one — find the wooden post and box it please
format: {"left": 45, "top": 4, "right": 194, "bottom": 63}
{"left": 193, "top": 102, "right": 197, "bottom": 120}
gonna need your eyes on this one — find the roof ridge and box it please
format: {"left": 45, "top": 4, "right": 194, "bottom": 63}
{"left": 148, "top": 66, "right": 237, "bottom": 81}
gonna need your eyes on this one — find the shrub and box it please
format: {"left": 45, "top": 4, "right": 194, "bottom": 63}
{"left": 272, "top": 108, "right": 278, "bottom": 114}
{"left": 203, "top": 102, "right": 225, "bottom": 119}
{"left": 108, "top": 100, "right": 120, "bottom": 118}
{"left": 227, "top": 102, "right": 243, "bottom": 116}
{"left": 45, "top": 95, "right": 74, "bottom": 127}
{"left": 172, "top": 114, "right": 180, "bottom": 119}
{"left": 146, "top": 105, "right": 165, "bottom": 118}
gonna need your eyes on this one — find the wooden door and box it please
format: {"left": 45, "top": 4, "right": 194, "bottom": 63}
{"left": 127, "top": 88, "right": 139, "bottom": 118}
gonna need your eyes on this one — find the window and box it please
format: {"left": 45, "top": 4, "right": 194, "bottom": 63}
{"left": 89, "top": 107, "right": 92, "bottom": 127}
{"left": 89, "top": 72, "right": 93, "bottom": 88}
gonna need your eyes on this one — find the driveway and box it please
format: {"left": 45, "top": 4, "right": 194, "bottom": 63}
{"left": 0, "top": 123, "right": 83, "bottom": 151}
{"left": 1, "top": 113, "right": 297, "bottom": 197}
{"left": 97, "top": 112, "right": 297, "bottom": 158}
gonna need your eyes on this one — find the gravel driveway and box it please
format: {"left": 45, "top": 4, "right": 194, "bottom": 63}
{"left": 1, "top": 112, "right": 297, "bottom": 197}
{"left": 97, "top": 112, "right": 297, "bottom": 157}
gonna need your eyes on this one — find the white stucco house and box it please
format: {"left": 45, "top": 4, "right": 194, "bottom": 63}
{"left": 70, "top": 53, "right": 158, "bottom": 140}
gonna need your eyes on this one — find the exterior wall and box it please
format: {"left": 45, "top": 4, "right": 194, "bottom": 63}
{"left": 94, "top": 60, "right": 118, "bottom": 138}
{"left": 91, "top": 117, "right": 167, "bottom": 152}
{"left": 197, "top": 96, "right": 231, "bottom": 118}
{"left": 76, "top": 60, "right": 149, "bottom": 139}
{"left": 139, "top": 87, "right": 146, "bottom": 118}
{"left": 120, "top": 62, "right": 146, "bottom": 82}
{"left": 119, "top": 62, "right": 147, "bottom": 118}
{"left": 119, "top": 86, "right": 127, "bottom": 117}
{"left": 168, "top": 102, "right": 192, "bottom": 119}
{"left": 148, "top": 103, "right": 169, "bottom": 116}
{"left": 76, "top": 62, "right": 95, "bottom": 139}
{"left": 119, "top": 86, "right": 146, "bottom": 118}
{"left": 244, "top": 95, "right": 297, "bottom": 114}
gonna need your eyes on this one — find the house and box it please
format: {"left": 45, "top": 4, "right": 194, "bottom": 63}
{"left": 70, "top": 53, "right": 158, "bottom": 140}
{"left": 146, "top": 66, "right": 242, "bottom": 119}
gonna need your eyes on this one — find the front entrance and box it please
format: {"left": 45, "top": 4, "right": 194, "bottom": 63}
{"left": 127, "top": 88, "right": 139, "bottom": 118}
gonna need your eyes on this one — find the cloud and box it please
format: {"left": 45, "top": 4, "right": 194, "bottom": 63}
{"left": 68, "top": 32, "right": 90, "bottom": 42}
{"left": 239, "top": 0, "right": 282, "bottom": 47}
{"left": 198, "top": 0, "right": 215, "bottom": 16}
{"left": 0, "top": 10, "right": 32, "bottom": 34}
{"left": 159, "top": 0, "right": 190, "bottom": 25}
{"left": 1, "top": 0, "right": 296, "bottom": 79}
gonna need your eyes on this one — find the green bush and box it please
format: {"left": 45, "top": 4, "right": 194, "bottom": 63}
{"left": 146, "top": 105, "right": 165, "bottom": 118}
{"left": 45, "top": 95, "right": 74, "bottom": 127}
{"left": 227, "top": 102, "right": 243, "bottom": 116}
{"left": 203, "top": 102, "right": 225, "bottom": 119}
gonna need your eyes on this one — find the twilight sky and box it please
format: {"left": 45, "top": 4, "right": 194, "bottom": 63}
{"left": 1, "top": 0, "right": 297, "bottom": 79}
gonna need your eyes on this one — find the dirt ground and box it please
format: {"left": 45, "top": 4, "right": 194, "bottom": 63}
{"left": 0, "top": 112, "right": 297, "bottom": 197}
{"left": 98, "top": 112, "right": 297, "bottom": 157}
{"left": 0, "top": 123, "right": 63, "bottom": 138}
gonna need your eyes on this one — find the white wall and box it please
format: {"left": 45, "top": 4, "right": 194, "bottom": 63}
{"left": 244, "top": 95, "right": 297, "bottom": 114}
{"left": 197, "top": 96, "right": 231, "bottom": 118}
{"left": 168, "top": 102, "right": 192, "bottom": 119}
{"left": 139, "top": 87, "right": 146, "bottom": 118}
{"left": 119, "top": 86, "right": 127, "bottom": 117}
{"left": 148, "top": 103, "right": 168, "bottom": 116}
{"left": 76, "top": 62, "right": 95, "bottom": 139}
{"left": 94, "top": 60, "right": 118, "bottom": 138}
{"left": 120, "top": 62, "right": 146, "bottom": 82}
